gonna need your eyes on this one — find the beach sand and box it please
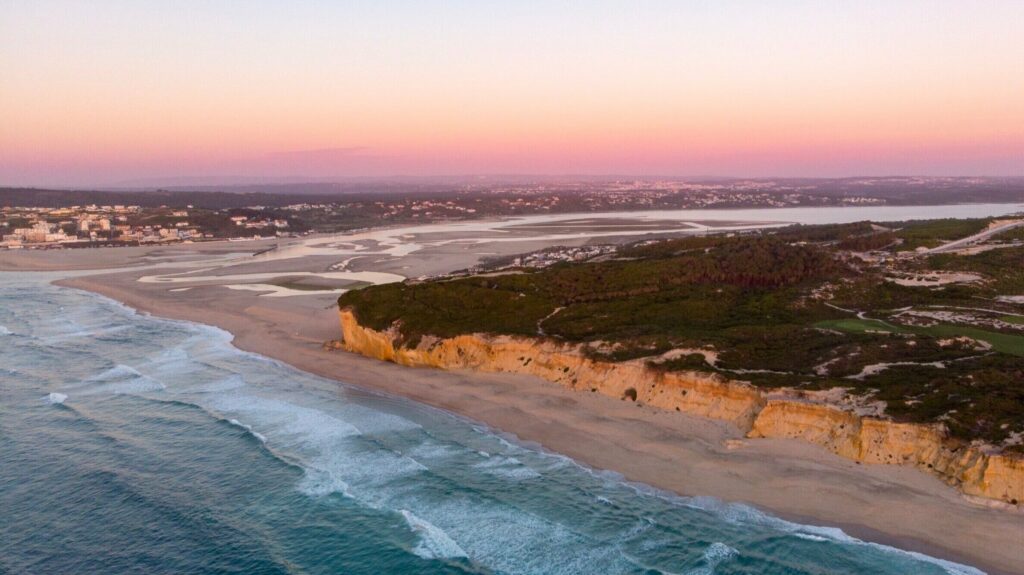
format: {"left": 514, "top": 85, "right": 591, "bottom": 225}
{"left": 4, "top": 221, "right": 1023, "bottom": 575}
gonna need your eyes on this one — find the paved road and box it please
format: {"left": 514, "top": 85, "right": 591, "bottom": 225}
{"left": 924, "top": 219, "right": 1024, "bottom": 254}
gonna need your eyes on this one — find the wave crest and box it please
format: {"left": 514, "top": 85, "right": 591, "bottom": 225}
{"left": 46, "top": 392, "right": 68, "bottom": 404}
{"left": 83, "top": 364, "right": 165, "bottom": 394}
{"left": 400, "top": 510, "right": 468, "bottom": 560}
{"left": 684, "top": 542, "right": 737, "bottom": 575}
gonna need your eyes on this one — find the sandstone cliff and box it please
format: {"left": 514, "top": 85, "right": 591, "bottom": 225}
{"left": 338, "top": 308, "right": 1024, "bottom": 505}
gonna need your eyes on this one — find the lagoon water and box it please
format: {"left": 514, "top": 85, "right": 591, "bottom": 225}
{"left": 0, "top": 274, "right": 987, "bottom": 574}
{"left": 264, "top": 203, "right": 1024, "bottom": 266}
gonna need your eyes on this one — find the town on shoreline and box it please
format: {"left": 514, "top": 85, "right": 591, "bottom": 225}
{"left": 5, "top": 175, "right": 1023, "bottom": 250}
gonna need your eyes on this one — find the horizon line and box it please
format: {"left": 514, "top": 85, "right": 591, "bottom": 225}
{"left": 5, "top": 173, "right": 1024, "bottom": 192}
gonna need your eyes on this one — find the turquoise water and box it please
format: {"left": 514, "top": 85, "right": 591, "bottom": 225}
{"left": 0, "top": 275, "right": 985, "bottom": 575}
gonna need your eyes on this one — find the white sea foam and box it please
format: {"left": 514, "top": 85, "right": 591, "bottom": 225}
{"left": 81, "top": 364, "right": 165, "bottom": 394}
{"left": 88, "top": 364, "right": 145, "bottom": 381}
{"left": 684, "top": 542, "right": 738, "bottom": 575}
{"left": 329, "top": 406, "right": 422, "bottom": 436}
{"left": 228, "top": 418, "right": 267, "bottom": 443}
{"left": 792, "top": 533, "right": 829, "bottom": 542}
{"left": 400, "top": 510, "right": 468, "bottom": 559}
{"left": 683, "top": 496, "right": 853, "bottom": 542}
{"left": 195, "top": 375, "right": 248, "bottom": 394}
{"left": 46, "top": 392, "right": 68, "bottom": 404}
{"left": 472, "top": 455, "right": 541, "bottom": 481}
{"left": 211, "top": 391, "right": 626, "bottom": 570}
{"left": 621, "top": 517, "right": 655, "bottom": 539}
{"left": 146, "top": 346, "right": 191, "bottom": 368}
{"left": 405, "top": 442, "right": 462, "bottom": 462}
{"left": 42, "top": 324, "right": 132, "bottom": 343}
{"left": 680, "top": 497, "right": 985, "bottom": 575}
{"left": 0, "top": 325, "right": 11, "bottom": 335}
{"left": 198, "top": 390, "right": 435, "bottom": 503}
{"left": 102, "top": 378, "right": 166, "bottom": 394}
{"left": 297, "top": 469, "right": 353, "bottom": 498}
{"left": 416, "top": 497, "right": 626, "bottom": 573}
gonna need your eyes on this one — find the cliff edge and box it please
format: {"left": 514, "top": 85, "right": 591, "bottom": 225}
{"left": 339, "top": 308, "right": 1024, "bottom": 505}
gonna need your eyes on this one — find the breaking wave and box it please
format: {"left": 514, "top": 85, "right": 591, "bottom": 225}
{"left": 227, "top": 418, "right": 267, "bottom": 443}
{"left": 684, "top": 542, "right": 737, "bottom": 575}
{"left": 46, "top": 392, "right": 68, "bottom": 404}
{"left": 400, "top": 509, "right": 468, "bottom": 559}
{"left": 80, "top": 364, "right": 166, "bottom": 395}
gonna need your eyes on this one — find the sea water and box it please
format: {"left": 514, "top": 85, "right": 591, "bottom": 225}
{"left": 0, "top": 274, "right": 986, "bottom": 574}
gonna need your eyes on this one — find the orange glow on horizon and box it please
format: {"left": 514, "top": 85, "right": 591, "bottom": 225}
{"left": 2, "top": 1, "right": 1022, "bottom": 184}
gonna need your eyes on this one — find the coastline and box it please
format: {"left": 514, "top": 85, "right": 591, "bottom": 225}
{"left": 55, "top": 273, "right": 1024, "bottom": 575}
{"left": 333, "top": 309, "right": 1023, "bottom": 506}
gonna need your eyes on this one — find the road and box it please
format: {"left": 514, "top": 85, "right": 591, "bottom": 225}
{"left": 924, "top": 218, "right": 1024, "bottom": 254}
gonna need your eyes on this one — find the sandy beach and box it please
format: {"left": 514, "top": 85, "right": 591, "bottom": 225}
{"left": 4, "top": 212, "right": 1024, "bottom": 574}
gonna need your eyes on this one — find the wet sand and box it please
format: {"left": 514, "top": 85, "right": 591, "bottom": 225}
{"left": 4, "top": 212, "right": 1024, "bottom": 574}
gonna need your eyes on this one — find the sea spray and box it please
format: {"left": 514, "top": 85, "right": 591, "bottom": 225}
{"left": 46, "top": 392, "right": 68, "bottom": 404}
{"left": 400, "top": 509, "right": 469, "bottom": 559}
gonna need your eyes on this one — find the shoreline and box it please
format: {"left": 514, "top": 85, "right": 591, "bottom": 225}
{"left": 55, "top": 273, "right": 1024, "bottom": 575}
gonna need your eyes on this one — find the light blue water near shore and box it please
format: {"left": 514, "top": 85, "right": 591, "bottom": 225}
{"left": 0, "top": 275, "right": 987, "bottom": 575}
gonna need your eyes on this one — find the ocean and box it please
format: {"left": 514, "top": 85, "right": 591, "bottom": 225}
{"left": 0, "top": 274, "right": 985, "bottom": 574}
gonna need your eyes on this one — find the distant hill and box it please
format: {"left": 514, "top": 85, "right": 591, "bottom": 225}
{"left": 4, "top": 176, "right": 1024, "bottom": 209}
{"left": 0, "top": 188, "right": 309, "bottom": 209}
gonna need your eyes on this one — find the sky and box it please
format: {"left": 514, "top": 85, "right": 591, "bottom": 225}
{"left": 1, "top": 0, "right": 1022, "bottom": 186}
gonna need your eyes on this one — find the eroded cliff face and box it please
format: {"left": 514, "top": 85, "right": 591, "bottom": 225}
{"left": 338, "top": 308, "right": 1024, "bottom": 505}
{"left": 746, "top": 401, "right": 1021, "bottom": 502}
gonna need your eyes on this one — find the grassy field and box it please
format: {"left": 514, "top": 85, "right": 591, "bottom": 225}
{"left": 814, "top": 318, "right": 901, "bottom": 333}
{"left": 921, "top": 324, "right": 1024, "bottom": 356}
{"left": 816, "top": 317, "right": 1024, "bottom": 356}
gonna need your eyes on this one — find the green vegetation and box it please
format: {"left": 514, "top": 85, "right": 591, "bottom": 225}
{"left": 272, "top": 278, "right": 371, "bottom": 292}
{"left": 990, "top": 224, "right": 1024, "bottom": 242}
{"left": 855, "top": 355, "right": 1024, "bottom": 447}
{"left": 341, "top": 237, "right": 845, "bottom": 346}
{"left": 272, "top": 281, "right": 337, "bottom": 292}
{"left": 619, "top": 222, "right": 878, "bottom": 259}
{"left": 915, "top": 324, "right": 1024, "bottom": 356}
{"left": 814, "top": 318, "right": 898, "bottom": 333}
{"left": 818, "top": 318, "right": 1024, "bottom": 357}
{"left": 928, "top": 245, "right": 1024, "bottom": 293}
{"left": 340, "top": 219, "right": 1024, "bottom": 447}
{"left": 888, "top": 218, "right": 992, "bottom": 251}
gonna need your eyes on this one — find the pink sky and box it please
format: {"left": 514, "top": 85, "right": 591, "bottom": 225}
{"left": 2, "top": 1, "right": 1022, "bottom": 186}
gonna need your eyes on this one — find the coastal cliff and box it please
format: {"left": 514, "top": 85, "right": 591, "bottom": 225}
{"left": 338, "top": 308, "right": 1024, "bottom": 505}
